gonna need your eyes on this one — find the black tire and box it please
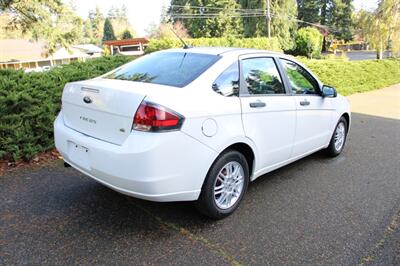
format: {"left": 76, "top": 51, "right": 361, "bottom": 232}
{"left": 325, "top": 116, "right": 348, "bottom": 157}
{"left": 196, "top": 150, "right": 249, "bottom": 219}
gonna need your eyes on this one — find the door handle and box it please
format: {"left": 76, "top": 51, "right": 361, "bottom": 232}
{"left": 299, "top": 99, "right": 310, "bottom": 106}
{"left": 249, "top": 101, "right": 266, "bottom": 108}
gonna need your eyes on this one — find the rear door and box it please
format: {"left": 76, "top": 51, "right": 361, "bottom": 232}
{"left": 239, "top": 55, "right": 296, "bottom": 171}
{"left": 279, "top": 58, "right": 334, "bottom": 157}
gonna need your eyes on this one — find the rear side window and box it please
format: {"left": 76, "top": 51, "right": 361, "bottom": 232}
{"left": 212, "top": 62, "right": 239, "bottom": 96}
{"left": 242, "top": 57, "right": 285, "bottom": 95}
{"left": 106, "top": 52, "right": 220, "bottom": 88}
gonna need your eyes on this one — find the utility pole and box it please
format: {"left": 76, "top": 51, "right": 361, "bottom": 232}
{"left": 266, "top": 0, "right": 271, "bottom": 38}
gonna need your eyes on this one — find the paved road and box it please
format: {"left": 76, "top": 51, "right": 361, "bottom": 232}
{"left": 1, "top": 88, "right": 400, "bottom": 265}
{"left": 323, "top": 51, "right": 391, "bottom": 61}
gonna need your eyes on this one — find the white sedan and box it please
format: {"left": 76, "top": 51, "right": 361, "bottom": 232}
{"left": 54, "top": 47, "right": 350, "bottom": 219}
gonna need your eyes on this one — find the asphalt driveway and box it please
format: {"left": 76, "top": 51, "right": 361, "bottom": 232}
{"left": 1, "top": 87, "right": 399, "bottom": 265}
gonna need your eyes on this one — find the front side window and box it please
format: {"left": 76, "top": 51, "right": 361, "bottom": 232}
{"left": 280, "top": 59, "right": 320, "bottom": 95}
{"left": 212, "top": 62, "right": 239, "bottom": 96}
{"left": 106, "top": 52, "right": 220, "bottom": 88}
{"left": 242, "top": 58, "right": 285, "bottom": 95}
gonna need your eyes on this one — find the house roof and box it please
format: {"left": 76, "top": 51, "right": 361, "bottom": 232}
{"left": 0, "top": 39, "right": 91, "bottom": 63}
{"left": 103, "top": 38, "right": 149, "bottom": 46}
{"left": 0, "top": 39, "right": 48, "bottom": 62}
{"left": 73, "top": 44, "right": 103, "bottom": 53}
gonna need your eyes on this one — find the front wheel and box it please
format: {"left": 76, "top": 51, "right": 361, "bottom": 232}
{"left": 196, "top": 150, "right": 249, "bottom": 219}
{"left": 325, "top": 116, "right": 348, "bottom": 157}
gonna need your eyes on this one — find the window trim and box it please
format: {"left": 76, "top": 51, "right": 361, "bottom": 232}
{"left": 238, "top": 56, "right": 290, "bottom": 97}
{"left": 278, "top": 57, "right": 322, "bottom": 96}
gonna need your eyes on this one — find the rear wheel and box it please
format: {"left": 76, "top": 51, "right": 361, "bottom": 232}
{"left": 196, "top": 150, "right": 249, "bottom": 219}
{"left": 325, "top": 116, "right": 348, "bottom": 157}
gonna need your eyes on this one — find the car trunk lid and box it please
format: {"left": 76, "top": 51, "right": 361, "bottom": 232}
{"left": 61, "top": 79, "right": 149, "bottom": 145}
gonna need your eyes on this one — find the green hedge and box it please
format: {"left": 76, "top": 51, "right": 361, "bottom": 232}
{"left": 0, "top": 56, "right": 131, "bottom": 161}
{"left": 145, "top": 37, "right": 282, "bottom": 53}
{"left": 303, "top": 59, "right": 400, "bottom": 95}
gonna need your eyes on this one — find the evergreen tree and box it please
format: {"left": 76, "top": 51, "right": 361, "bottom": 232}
{"left": 83, "top": 19, "right": 94, "bottom": 42}
{"left": 297, "top": 0, "right": 354, "bottom": 45}
{"left": 122, "top": 29, "right": 133, "bottom": 39}
{"left": 239, "top": 0, "right": 266, "bottom": 37}
{"left": 297, "top": 0, "right": 321, "bottom": 25}
{"left": 102, "top": 18, "right": 116, "bottom": 41}
{"left": 121, "top": 4, "right": 128, "bottom": 18}
{"left": 107, "top": 6, "right": 118, "bottom": 19}
{"left": 270, "top": 0, "right": 298, "bottom": 50}
{"left": 170, "top": 0, "right": 242, "bottom": 38}
{"left": 89, "top": 6, "right": 104, "bottom": 41}
{"left": 0, "top": 0, "right": 83, "bottom": 52}
{"left": 331, "top": 0, "right": 353, "bottom": 41}
{"left": 106, "top": 5, "right": 136, "bottom": 39}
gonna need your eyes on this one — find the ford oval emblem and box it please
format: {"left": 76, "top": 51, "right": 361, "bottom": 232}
{"left": 83, "top": 96, "right": 92, "bottom": 104}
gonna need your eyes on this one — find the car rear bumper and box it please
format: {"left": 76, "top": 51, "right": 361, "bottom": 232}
{"left": 54, "top": 112, "right": 217, "bottom": 202}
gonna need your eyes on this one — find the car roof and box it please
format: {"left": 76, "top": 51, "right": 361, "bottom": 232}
{"left": 164, "top": 46, "right": 284, "bottom": 57}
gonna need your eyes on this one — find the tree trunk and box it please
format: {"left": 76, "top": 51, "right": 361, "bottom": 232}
{"left": 377, "top": 41, "right": 384, "bottom": 60}
{"left": 322, "top": 36, "right": 327, "bottom": 52}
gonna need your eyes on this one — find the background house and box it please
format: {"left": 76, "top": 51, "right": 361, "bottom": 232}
{"left": 0, "top": 39, "right": 102, "bottom": 71}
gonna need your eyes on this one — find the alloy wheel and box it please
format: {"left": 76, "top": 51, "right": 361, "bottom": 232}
{"left": 213, "top": 161, "right": 244, "bottom": 210}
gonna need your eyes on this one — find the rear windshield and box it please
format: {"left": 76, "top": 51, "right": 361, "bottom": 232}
{"left": 106, "top": 52, "right": 220, "bottom": 87}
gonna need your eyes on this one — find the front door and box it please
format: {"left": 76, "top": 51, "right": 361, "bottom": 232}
{"left": 279, "top": 58, "right": 334, "bottom": 158}
{"left": 239, "top": 56, "right": 296, "bottom": 173}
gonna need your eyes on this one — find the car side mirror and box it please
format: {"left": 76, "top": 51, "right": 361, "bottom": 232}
{"left": 321, "top": 85, "right": 337, "bottom": 98}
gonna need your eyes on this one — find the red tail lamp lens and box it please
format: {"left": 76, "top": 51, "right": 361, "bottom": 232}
{"left": 133, "top": 101, "right": 184, "bottom": 132}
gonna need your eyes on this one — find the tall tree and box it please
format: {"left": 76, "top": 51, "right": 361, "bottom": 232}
{"left": 331, "top": 0, "right": 353, "bottom": 41}
{"left": 353, "top": 9, "right": 373, "bottom": 42}
{"left": 0, "top": 0, "right": 63, "bottom": 32}
{"left": 121, "top": 29, "right": 133, "bottom": 39}
{"left": 106, "top": 5, "right": 136, "bottom": 39}
{"left": 146, "top": 21, "right": 189, "bottom": 39}
{"left": 1, "top": 0, "right": 83, "bottom": 53}
{"left": 297, "top": 0, "right": 354, "bottom": 46}
{"left": 366, "top": 0, "right": 400, "bottom": 59}
{"left": 170, "top": 0, "right": 243, "bottom": 38}
{"left": 89, "top": 6, "right": 104, "bottom": 41}
{"left": 297, "top": 0, "right": 321, "bottom": 25}
{"left": 239, "top": 0, "right": 266, "bottom": 37}
{"left": 270, "top": 0, "right": 298, "bottom": 50}
{"left": 83, "top": 19, "right": 94, "bottom": 43}
{"left": 102, "top": 18, "right": 116, "bottom": 41}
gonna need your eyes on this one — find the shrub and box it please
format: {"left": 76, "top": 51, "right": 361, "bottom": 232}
{"left": 294, "top": 27, "right": 323, "bottom": 58}
{"left": 303, "top": 58, "right": 400, "bottom": 95}
{"left": 145, "top": 37, "right": 282, "bottom": 53}
{"left": 0, "top": 56, "right": 131, "bottom": 161}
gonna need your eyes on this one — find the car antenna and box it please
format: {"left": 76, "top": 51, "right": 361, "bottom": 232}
{"left": 170, "top": 27, "right": 191, "bottom": 49}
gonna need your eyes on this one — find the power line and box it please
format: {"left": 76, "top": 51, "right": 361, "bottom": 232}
{"left": 170, "top": 11, "right": 340, "bottom": 33}
{"left": 170, "top": 4, "right": 265, "bottom": 12}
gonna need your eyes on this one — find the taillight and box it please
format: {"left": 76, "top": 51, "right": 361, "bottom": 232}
{"left": 132, "top": 101, "right": 184, "bottom": 132}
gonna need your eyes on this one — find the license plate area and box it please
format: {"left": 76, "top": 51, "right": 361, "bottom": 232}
{"left": 68, "top": 141, "right": 90, "bottom": 170}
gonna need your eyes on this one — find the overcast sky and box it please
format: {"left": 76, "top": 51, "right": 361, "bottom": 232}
{"left": 71, "top": 0, "right": 379, "bottom": 37}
